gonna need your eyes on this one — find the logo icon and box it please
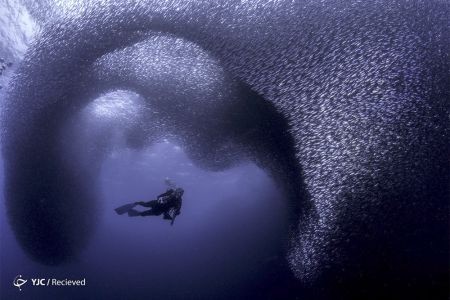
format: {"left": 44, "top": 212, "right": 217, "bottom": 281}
{"left": 13, "top": 275, "right": 27, "bottom": 291}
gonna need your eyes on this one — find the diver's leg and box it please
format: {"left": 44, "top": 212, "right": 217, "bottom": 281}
{"left": 140, "top": 208, "right": 162, "bottom": 216}
{"left": 128, "top": 203, "right": 164, "bottom": 217}
{"left": 135, "top": 200, "right": 157, "bottom": 208}
{"left": 127, "top": 208, "right": 141, "bottom": 217}
{"left": 128, "top": 208, "right": 158, "bottom": 217}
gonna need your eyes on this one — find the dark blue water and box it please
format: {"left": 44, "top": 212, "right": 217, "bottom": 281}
{"left": 1, "top": 141, "right": 290, "bottom": 299}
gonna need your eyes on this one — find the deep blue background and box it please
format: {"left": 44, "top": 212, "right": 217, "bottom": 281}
{"left": 1, "top": 141, "right": 290, "bottom": 299}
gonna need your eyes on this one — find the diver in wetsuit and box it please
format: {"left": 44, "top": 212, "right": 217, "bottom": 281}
{"left": 126, "top": 188, "right": 184, "bottom": 225}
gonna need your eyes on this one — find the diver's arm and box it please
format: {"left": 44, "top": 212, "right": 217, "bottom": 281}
{"left": 174, "top": 199, "right": 182, "bottom": 215}
{"left": 169, "top": 209, "right": 177, "bottom": 226}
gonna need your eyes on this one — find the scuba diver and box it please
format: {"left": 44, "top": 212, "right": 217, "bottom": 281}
{"left": 115, "top": 187, "right": 184, "bottom": 225}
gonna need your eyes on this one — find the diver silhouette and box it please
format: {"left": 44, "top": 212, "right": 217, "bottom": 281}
{"left": 115, "top": 188, "right": 184, "bottom": 225}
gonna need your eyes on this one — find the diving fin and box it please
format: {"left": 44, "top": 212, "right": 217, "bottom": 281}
{"left": 114, "top": 203, "right": 137, "bottom": 215}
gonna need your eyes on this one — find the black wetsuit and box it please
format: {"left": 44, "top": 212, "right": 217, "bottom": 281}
{"left": 132, "top": 189, "right": 182, "bottom": 219}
